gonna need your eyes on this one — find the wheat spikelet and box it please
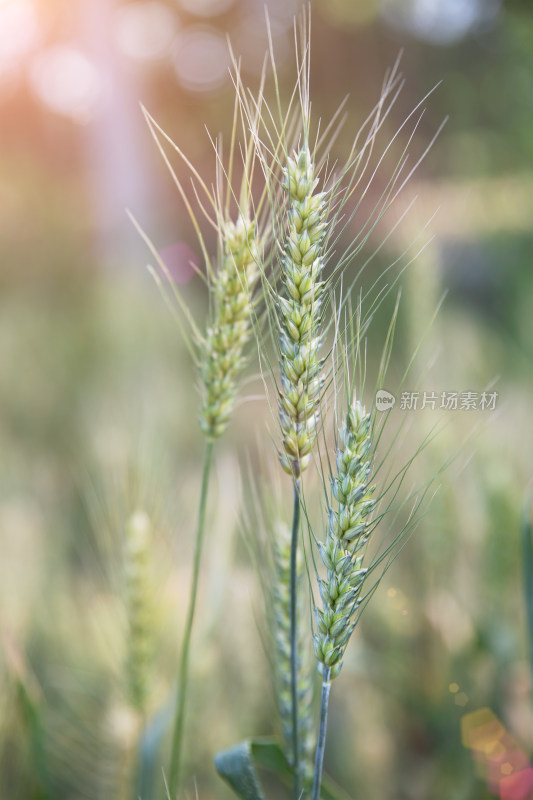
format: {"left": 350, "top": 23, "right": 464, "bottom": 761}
{"left": 278, "top": 146, "right": 329, "bottom": 478}
{"left": 314, "top": 401, "right": 376, "bottom": 677}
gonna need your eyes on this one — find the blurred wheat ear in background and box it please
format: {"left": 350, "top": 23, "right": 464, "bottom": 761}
{"left": 124, "top": 510, "right": 154, "bottom": 717}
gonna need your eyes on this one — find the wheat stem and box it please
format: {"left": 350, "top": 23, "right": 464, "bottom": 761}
{"left": 271, "top": 515, "right": 315, "bottom": 783}
{"left": 311, "top": 668, "right": 331, "bottom": 800}
{"left": 289, "top": 479, "right": 302, "bottom": 799}
{"left": 168, "top": 439, "right": 214, "bottom": 799}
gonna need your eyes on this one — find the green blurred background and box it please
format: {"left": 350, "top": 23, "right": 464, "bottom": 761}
{"left": 1, "top": 0, "right": 532, "bottom": 798}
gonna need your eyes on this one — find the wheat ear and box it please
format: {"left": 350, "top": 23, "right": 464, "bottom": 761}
{"left": 200, "top": 215, "right": 260, "bottom": 440}
{"left": 279, "top": 135, "right": 330, "bottom": 798}
{"left": 278, "top": 145, "right": 328, "bottom": 479}
{"left": 312, "top": 400, "right": 376, "bottom": 800}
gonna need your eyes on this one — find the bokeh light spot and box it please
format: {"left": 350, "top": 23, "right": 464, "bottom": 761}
{"left": 386, "top": 586, "right": 409, "bottom": 614}
{"left": 461, "top": 707, "right": 533, "bottom": 799}
{"left": 115, "top": 1, "right": 177, "bottom": 62}
{"left": 0, "top": 0, "right": 40, "bottom": 85}
{"left": 449, "top": 682, "right": 459, "bottom": 693}
{"left": 461, "top": 708, "right": 502, "bottom": 750}
{"left": 454, "top": 691, "right": 469, "bottom": 707}
{"left": 488, "top": 747, "right": 529, "bottom": 785}
{"left": 29, "top": 45, "right": 105, "bottom": 123}
{"left": 500, "top": 767, "right": 533, "bottom": 800}
{"left": 489, "top": 740, "right": 509, "bottom": 760}
{"left": 380, "top": 0, "right": 501, "bottom": 45}
{"left": 172, "top": 26, "right": 230, "bottom": 94}
{"left": 0, "top": 0, "right": 39, "bottom": 62}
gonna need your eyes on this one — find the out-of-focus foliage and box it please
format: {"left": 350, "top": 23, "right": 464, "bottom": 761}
{"left": 1, "top": 1, "right": 532, "bottom": 799}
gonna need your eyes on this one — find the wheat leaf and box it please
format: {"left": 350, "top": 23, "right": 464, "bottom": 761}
{"left": 214, "top": 741, "right": 266, "bottom": 800}
{"left": 216, "top": 737, "right": 352, "bottom": 800}
{"left": 251, "top": 738, "right": 351, "bottom": 800}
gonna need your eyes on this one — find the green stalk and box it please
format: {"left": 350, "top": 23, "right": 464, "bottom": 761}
{"left": 168, "top": 439, "right": 215, "bottom": 798}
{"left": 311, "top": 668, "right": 332, "bottom": 800}
{"left": 290, "top": 479, "right": 302, "bottom": 799}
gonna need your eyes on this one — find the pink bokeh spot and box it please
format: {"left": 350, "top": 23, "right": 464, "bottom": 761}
{"left": 159, "top": 241, "right": 199, "bottom": 285}
{"left": 461, "top": 708, "right": 533, "bottom": 799}
{"left": 488, "top": 747, "right": 530, "bottom": 795}
{"left": 500, "top": 767, "right": 533, "bottom": 800}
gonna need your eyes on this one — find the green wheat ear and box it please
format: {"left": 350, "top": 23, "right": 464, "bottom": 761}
{"left": 314, "top": 401, "right": 376, "bottom": 677}
{"left": 200, "top": 214, "right": 260, "bottom": 440}
{"left": 278, "top": 145, "right": 329, "bottom": 479}
{"left": 133, "top": 110, "right": 266, "bottom": 441}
